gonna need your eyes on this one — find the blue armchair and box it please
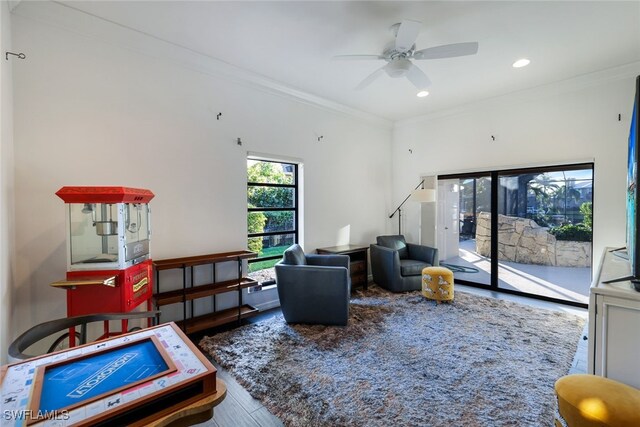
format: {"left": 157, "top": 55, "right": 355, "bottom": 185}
{"left": 370, "top": 235, "right": 438, "bottom": 292}
{"left": 275, "top": 244, "right": 351, "bottom": 325}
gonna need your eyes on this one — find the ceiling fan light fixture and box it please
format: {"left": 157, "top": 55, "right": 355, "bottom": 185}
{"left": 417, "top": 91, "right": 429, "bottom": 98}
{"left": 386, "top": 58, "right": 412, "bottom": 77}
{"left": 512, "top": 58, "right": 531, "bottom": 68}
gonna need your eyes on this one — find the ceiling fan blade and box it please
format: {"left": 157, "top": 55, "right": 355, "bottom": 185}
{"left": 414, "top": 42, "right": 479, "bottom": 60}
{"left": 405, "top": 63, "right": 431, "bottom": 90}
{"left": 355, "top": 65, "right": 387, "bottom": 91}
{"left": 332, "top": 54, "right": 385, "bottom": 61}
{"left": 395, "top": 19, "right": 422, "bottom": 53}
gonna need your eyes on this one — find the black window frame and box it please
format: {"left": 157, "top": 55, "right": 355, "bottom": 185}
{"left": 247, "top": 159, "right": 299, "bottom": 280}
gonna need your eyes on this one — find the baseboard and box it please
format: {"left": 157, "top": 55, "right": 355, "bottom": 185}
{"left": 253, "top": 299, "right": 281, "bottom": 312}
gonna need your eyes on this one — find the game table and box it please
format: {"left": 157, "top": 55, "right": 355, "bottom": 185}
{"left": 1, "top": 322, "right": 222, "bottom": 426}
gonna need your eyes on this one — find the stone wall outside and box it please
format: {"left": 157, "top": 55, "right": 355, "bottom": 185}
{"left": 475, "top": 212, "right": 591, "bottom": 268}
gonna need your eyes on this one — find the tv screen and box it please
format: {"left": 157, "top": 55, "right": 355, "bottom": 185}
{"left": 627, "top": 75, "right": 640, "bottom": 282}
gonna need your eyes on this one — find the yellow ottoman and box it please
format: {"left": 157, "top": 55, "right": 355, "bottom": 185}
{"left": 421, "top": 266, "right": 454, "bottom": 303}
{"left": 555, "top": 374, "right": 640, "bottom": 427}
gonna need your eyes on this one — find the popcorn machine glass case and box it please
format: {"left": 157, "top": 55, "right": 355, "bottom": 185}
{"left": 68, "top": 201, "right": 150, "bottom": 270}
{"left": 56, "top": 186, "right": 154, "bottom": 271}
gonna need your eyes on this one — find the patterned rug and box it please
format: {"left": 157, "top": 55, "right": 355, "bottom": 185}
{"left": 199, "top": 287, "right": 585, "bottom": 426}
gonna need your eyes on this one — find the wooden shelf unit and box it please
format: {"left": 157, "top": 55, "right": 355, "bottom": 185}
{"left": 177, "top": 305, "right": 259, "bottom": 334}
{"left": 154, "top": 250, "right": 257, "bottom": 334}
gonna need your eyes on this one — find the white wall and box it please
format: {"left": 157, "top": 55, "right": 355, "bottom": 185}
{"left": 392, "top": 66, "right": 640, "bottom": 264}
{"left": 0, "top": 1, "right": 16, "bottom": 364}
{"left": 11, "top": 10, "right": 392, "bottom": 341}
{"left": 11, "top": 2, "right": 638, "bottom": 350}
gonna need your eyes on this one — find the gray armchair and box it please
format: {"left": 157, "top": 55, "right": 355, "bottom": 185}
{"left": 275, "top": 244, "right": 351, "bottom": 325}
{"left": 370, "top": 235, "right": 438, "bottom": 292}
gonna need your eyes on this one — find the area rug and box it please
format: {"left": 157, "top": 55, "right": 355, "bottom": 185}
{"left": 199, "top": 287, "right": 585, "bottom": 426}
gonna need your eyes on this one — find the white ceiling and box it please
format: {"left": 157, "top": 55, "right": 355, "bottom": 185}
{"left": 57, "top": 1, "right": 640, "bottom": 122}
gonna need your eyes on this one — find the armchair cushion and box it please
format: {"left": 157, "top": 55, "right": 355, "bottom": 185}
{"left": 376, "top": 235, "right": 409, "bottom": 260}
{"left": 282, "top": 244, "right": 307, "bottom": 265}
{"left": 400, "top": 259, "right": 431, "bottom": 276}
{"left": 407, "top": 243, "right": 439, "bottom": 266}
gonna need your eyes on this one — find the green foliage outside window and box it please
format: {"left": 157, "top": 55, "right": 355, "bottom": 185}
{"left": 248, "top": 162, "right": 294, "bottom": 234}
{"left": 247, "top": 161, "right": 293, "bottom": 185}
{"left": 580, "top": 202, "right": 592, "bottom": 228}
{"left": 549, "top": 201, "right": 593, "bottom": 242}
{"left": 549, "top": 223, "right": 592, "bottom": 242}
{"left": 248, "top": 204, "right": 266, "bottom": 254}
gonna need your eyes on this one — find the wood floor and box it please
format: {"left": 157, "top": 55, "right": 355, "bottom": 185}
{"left": 190, "top": 310, "right": 283, "bottom": 427}
{"left": 191, "top": 284, "right": 588, "bottom": 426}
{"left": 199, "top": 360, "right": 283, "bottom": 427}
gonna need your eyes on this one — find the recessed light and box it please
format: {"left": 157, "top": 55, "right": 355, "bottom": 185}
{"left": 417, "top": 91, "right": 429, "bottom": 98}
{"left": 513, "top": 58, "right": 531, "bottom": 68}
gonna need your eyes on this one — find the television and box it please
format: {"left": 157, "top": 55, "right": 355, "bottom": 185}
{"left": 628, "top": 76, "right": 640, "bottom": 284}
{"left": 607, "top": 75, "right": 640, "bottom": 289}
{"left": 630, "top": 76, "right": 640, "bottom": 288}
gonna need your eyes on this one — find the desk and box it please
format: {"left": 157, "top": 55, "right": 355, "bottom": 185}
{"left": 316, "top": 244, "right": 369, "bottom": 290}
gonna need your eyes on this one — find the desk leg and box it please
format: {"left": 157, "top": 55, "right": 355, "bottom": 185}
{"left": 364, "top": 254, "right": 369, "bottom": 290}
{"left": 147, "top": 299, "right": 153, "bottom": 327}
{"left": 69, "top": 326, "right": 76, "bottom": 347}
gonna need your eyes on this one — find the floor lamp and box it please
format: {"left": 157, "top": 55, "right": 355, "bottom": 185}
{"left": 389, "top": 179, "right": 436, "bottom": 235}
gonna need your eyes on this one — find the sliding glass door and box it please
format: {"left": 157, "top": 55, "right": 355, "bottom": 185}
{"left": 496, "top": 168, "right": 592, "bottom": 304}
{"left": 438, "top": 164, "right": 593, "bottom": 307}
{"left": 438, "top": 175, "right": 492, "bottom": 286}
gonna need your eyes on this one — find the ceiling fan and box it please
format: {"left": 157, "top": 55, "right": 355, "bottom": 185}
{"left": 334, "top": 20, "right": 479, "bottom": 93}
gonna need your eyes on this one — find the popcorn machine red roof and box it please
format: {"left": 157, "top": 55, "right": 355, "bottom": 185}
{"left": 51, "top": 186, "right": 155, "bottom": 346}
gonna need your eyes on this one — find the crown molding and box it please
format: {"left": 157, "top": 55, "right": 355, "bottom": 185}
{"left": 13, "top": 1, "right": 393, "bottom": 130}
{"left": 395, "top": 61, "right": 640, "bottom": 129}
{"left": 8, "top": 1, "right": 22, "bottom": 13}
{"left": 421, "top": 158, "right": 596, "bottom": 179}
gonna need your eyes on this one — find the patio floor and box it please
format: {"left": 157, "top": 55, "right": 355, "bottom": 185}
{"left": 442, "top": 239, "right": 590, "bottom": 304}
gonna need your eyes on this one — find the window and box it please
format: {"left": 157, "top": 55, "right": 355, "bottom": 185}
{"left": 438, "top": 163, "right": 593, "bottom": 307}
{"left": 247, "top": 158, "right": 298, "bottom": 286}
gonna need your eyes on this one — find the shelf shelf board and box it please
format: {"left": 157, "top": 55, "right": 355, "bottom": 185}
{"left": 155, "top": 277, "right": 258, "bottom": 306}
{"left": 178, "top": 305, "right": 259, "bottom": 334}
{"left": 154, "top": 250, "right": 257, "bottom": 270}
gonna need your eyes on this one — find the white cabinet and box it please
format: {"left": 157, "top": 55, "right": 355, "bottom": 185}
{"left": 588, "top": 248, "right": 640, "bottom": 388}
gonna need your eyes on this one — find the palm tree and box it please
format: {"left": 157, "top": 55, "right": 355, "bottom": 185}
{"left": 528, "top": 173, "right": 559, "bottom": 212}
{"left": 553, "top": 176, "right": 582, "bottom": 223}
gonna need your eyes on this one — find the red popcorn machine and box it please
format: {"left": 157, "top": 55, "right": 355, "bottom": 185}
{"left": 51, "top": 186, "right": 155, "bottom": 346}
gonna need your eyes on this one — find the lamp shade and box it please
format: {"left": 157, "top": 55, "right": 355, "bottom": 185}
{"left": 409, "top": 188, "right": 436, "bottom": 203}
